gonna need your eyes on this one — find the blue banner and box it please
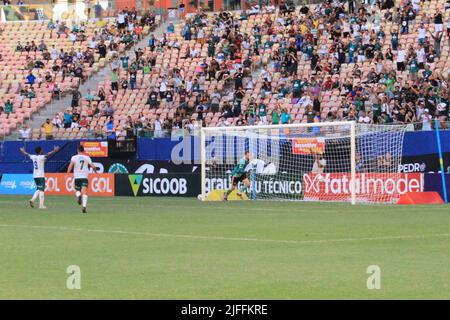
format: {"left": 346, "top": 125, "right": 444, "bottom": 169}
{"left": 403, "top": 130, "right": 450, "bottom": 156}
{"left": 0, "top": 174, "right": 36, "bottom": 195}
{"left": 0, "top": 140, "right": 88, "bottom": 174}
{"left": 423, "top": 173, "right": 450, "bottom": 201}
{"left": 1, "top": 131, "right": 450, "bottom": 173}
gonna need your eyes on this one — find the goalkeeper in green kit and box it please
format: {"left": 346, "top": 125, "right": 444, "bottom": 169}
{"left": 223, "top": 151, "right": 252, "bottom": 201}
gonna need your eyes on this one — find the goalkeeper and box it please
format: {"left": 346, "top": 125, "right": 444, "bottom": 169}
{"left": 223, "top": 151, "right": 251, "bottom": 201}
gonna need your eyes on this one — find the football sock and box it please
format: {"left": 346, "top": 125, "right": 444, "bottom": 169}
{"left": 31, "top": 190, "right": 40, "bottom": 202}
{"left": 82, "top": 195, "right": 88, "bottom": 207}
{"left": 39, "top": 191, "right": 45, "bottom": 207}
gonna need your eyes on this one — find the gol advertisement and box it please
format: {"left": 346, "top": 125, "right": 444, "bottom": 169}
{"left": 80, "top": 141, "right": 108, "bottom": 157}
{"left": 45, "top": 173, "right": 115, "bottom": 196}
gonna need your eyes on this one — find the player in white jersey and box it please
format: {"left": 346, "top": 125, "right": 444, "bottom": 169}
{"left": 67, "top": 145, "right": 97, "bottom": 213}
{"left": 19, "top": 145, "right": 60, "bottom": 209}
{"left": 311, "top": 153, "right": 327, "bottom": 182}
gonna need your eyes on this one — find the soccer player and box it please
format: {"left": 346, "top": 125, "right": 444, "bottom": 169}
{"left": 223, "top": 151, "right": 252, "bottom": 201}
{"left": 19, "top": 145, "right": 60, "bottom": 209}
{"left": 312, "top": 154, "right": 326, "bottom": 181}
{"left": 66, "top": 145, "right": 97, "bottom": 213}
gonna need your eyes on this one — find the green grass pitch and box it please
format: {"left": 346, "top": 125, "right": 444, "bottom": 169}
{"left": 0, "top": 195, "right": 449, "bottom": 299}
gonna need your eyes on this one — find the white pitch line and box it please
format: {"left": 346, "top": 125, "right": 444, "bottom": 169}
{"left": 0, "top": 223, "right": 449, "bottom": 245}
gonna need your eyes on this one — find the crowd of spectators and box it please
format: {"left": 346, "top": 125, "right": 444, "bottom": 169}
{"left": 124, "top": 0, "right": 450, "bottom": 134}
{"left": 36, "top": 8, "right": 158, "bottom": 140}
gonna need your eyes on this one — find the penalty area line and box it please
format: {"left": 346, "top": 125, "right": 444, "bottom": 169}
{"left": 0, "top": 223, "right": 449, "bottom": 245}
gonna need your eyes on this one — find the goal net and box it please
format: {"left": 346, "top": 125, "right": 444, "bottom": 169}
{"left": 200, "top": 122, "right": 408, "bottom": 204}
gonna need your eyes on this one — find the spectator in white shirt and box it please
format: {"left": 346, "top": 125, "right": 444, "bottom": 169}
{"left": 396, "top": 45, "right": 406, "bottom": 71}
{"left": 415, "top": 45, "right": 425, "bottom": 69}
{"left": 297, "top": 93, "right": 312, "bottom": 108}
{"left": 19, "top": 124, "right": 31, "bottom": 140}
{"left": 117, "top": 12, "right": 126, "bottom": 29}
{"left": 417, "top": 24, "right": 426, "bottom": 45}
{"left": 190, "top": 46, "right": 199, "bottom": 58}
{"left": 68, "top": 32, "right": 77, "bottom": 44}
{"left": 421, "top": 108, "right": 432, "bottom": 130}
{"left": 358, "top": 111, "right": 372, "bottom": 124}
{"left": 89, "top": 36, "right": 97, "bottom": 49}
{"left": 52, "top": 115, "right": 63, "bottom": 128}
{"left": 153, "top": 116, "right": 162, "bottom": 137}
{"left": 159, "top": 80, "right": 167, "bottom": 99}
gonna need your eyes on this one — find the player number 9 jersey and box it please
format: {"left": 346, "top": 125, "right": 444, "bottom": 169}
{"left": 29, "top": 155, "right": 46, "bottom": 178}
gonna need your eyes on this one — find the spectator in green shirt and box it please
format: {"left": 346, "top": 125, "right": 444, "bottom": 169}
{"left": 257, "top": 99, "right": 268, "bottom": 123}
{"left": 292, "top": 78, "right": 302, "bottom": 98}
{"left": 111, "top": 69, "right": 119, "bottom": 91}
{"left": 120, "top": 55, "right": 129, "bottom": 70}
{"left": 4, "top": 100, "right": 13, "bottom": 114}
{"left": 271, "top": 105, "right": 280, "bottom": 125}
{"left": 207, "top": 40, "right": 215, "bottom": 58}
{"left": 247, "top": 97, "right": 257, "bottom": 117}
{"left": 143, "top": 63, "right": 151, "bottom": 74}
{"left": 409, "top": 58, "right": 419, "bottom": 81}
{"left": 277, "top": 83, "right": 289, "bottom": 99}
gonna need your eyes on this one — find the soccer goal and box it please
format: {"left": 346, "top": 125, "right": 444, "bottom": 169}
{"left": 200, "top": 122, "right": 408, "bottom": 204}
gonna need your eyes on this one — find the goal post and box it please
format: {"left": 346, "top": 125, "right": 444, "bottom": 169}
{"left": 350, "top": 121, "right": 356, "bottom": 205}
{"left": 200, "top": 122, "right": 406, "bottom": 204}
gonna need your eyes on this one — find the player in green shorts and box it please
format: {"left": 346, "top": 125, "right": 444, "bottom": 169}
{"left": 67, "top": 145, "right": 97, "bottom": 213}
{"left": 20, "top": 145, "right": 60, "bottom": 209}
{"left": 74, "top": 178, "right": 89, "bottom": 191}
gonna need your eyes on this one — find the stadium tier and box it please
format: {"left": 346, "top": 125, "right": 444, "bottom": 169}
{"left": 0, "top": 11, "right": 160, "bottom": 138}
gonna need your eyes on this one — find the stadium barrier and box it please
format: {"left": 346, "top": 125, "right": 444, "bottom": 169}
{"left": 0, "top": 173, "right": 114, "bottom": 196}
{"left": 45, "top": 173, "right": 115, "bottom": 197}
{"left": 0, "top": 173, "right": 448, "bottom": 203}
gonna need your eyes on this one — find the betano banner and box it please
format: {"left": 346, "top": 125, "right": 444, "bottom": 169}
{"left": 292, "top": 138, "right": 325, "bottom": 155}
{"left": 45, "top": 173, "right": 114, "bottom": 196}
{"left": 80, "top": 141, "right": 108, "bottom": 157}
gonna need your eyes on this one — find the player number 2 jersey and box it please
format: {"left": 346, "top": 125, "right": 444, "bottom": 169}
{"left": 71, "top": 154, "right": 92, "bottom": 179}
{"left": 29, "top": 155, "right": 46, "bottom": 178}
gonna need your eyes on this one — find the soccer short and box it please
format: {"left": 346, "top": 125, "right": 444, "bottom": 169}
{"left": 34, "top": 178, "right": 45, "bottom": 191}
{"left": 74, "top": 178, "right": 89, "bottom": 191}
{"left": 232, "top": 174, "right": 248, "bottom": 186}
